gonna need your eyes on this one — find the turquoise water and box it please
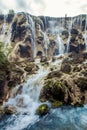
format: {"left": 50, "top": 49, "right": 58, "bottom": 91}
{"left": 0, "top": 106, "right": 87, "bottom": 130}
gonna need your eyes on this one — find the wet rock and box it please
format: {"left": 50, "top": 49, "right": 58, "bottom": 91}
{"left": 52, "top": 101, "right": 63, "bottom": 108}
{"left": 36, "top": 104, "right": 49, "bottom": 116}
{"left": 4, "top": 105, "right": 17, "bottom": 114}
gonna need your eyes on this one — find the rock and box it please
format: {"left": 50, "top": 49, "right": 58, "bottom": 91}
{"left": 24, "top": 62, "right": 38, "bottom": 74}
{"left": 36, "top": 104, "right": 49, "bottom": 116}
{"left": 4, "top": 105, "right": 17, "bottom": 114}
{"left": 75, "top": 77, "right": 87, "bottom": 91}
{"left": 73, "top": 65, "right": 81, "bottom": 72}
{"left": 71, "top": 28, "right": 79, "bottom": 35}
{"left": 40, "top": 56, "right": 47, "bottom": 62}
{"left": 52, "top": 101, "right": 63, "bottom": 108}
{"left": 61, "top": 63, "right": 71, "bottom": 74}
{"left": 47, "top": 70, "right": 62, "bottom": 79}
{"left": 40, "top": 79, "right": 65, "bottom": 102}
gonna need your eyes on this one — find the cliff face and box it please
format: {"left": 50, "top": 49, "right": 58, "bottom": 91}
{"left": 0, "top": 12, "right": 87, "bottom": 61}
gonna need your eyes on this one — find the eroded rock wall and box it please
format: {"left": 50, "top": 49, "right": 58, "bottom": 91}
{"left": 0, "top": 12, "right": 87, "bottom": 61}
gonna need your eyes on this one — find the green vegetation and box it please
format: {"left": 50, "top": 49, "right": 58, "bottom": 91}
{"left": 36, "top": 104, "right": 49, "bottom": 116}
{"left": 52, "top": 101, "right": 63, "bottom": 108}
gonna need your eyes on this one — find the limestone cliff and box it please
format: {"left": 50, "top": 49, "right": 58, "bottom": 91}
{"left": 0, "top": 12, "right": 87, "bottom": 61}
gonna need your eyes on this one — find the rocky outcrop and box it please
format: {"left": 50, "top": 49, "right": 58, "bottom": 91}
{"left": 39, "top": 52, "right": 87, "bottom": 107}
{"left": 0, "top": 42, "right": 38, "bottom": 105}
{"left": 0, "top": 13, "right": 87, "bottom": 61}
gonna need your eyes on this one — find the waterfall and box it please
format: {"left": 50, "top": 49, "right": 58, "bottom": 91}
{"left": 80, "top": 15, "right": 82, "bottom": 30}
{"left": 56, "top": 20, "right": 64, "bottom": 55}
{"left": 0, "top": 14, "right": 12, "bottom": 47}
{"left": 67, "top": 17, "right": 73, "bottom": 52}
{"left": 43, "top": 32, "right": 48, "bottom": 57}
{"left": 28, "top": 15, "right": 37, "bottom": 58}
{"left": 5, "top": 22, "right": 12, "bottom": 47}
{"left": 0, "top": 14, "right": 7, "bottom": 42}
{"left": 84, "top": 15, "right": 87, "bottom": 49}
{"left": 44, "top": 17, "right": 48, "bottom": 57}
{"left": 57, "top": 31, "right": 64, "bottom": 55}
{"left": 4, "top": 63, "right": 49, "bottom": 130}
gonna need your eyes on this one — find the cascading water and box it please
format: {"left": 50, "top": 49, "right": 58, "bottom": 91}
{"left": 0, "top": 60, "right": 87, "bottom": 130}
{"left": 57, "top": 28, "right": 64, "bottom": 55}
{"left": 0, "top": 14, "right": 7, "bottom": 42}
{"left": 0, "top": 62, "right": 49, "bottom": 130}
{"left": 84, "top": 15, "right": 87, "bottom": 49}
{"left": 56, "top": 19, "right": 64, "bottom": 55}
{"left": 43, "top": 32, "right": 48, "bottom": 57}
{"left": 43, "top": 17, "right": 48, "bottom": 57}
{"left": 1, "top": 13, "right": 87, "bottom": 130}
{"left": 28, "top": 15, "right": 37, "bottom": 58}
{"left": 5, "top": 22, "right": 12, "bottom": 47}
{"left": 67, "top": 17, "right": 73, "bottom": 52}
{"left": 0, "top": 14, "right": 12, "bottom": 47}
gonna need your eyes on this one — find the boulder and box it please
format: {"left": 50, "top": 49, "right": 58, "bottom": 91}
{"left": 4, "top": 105, "right": 17, "bottom": 114}
{"left": 36, "top": 104, "right": 49, "bottom": 116}
{"left": 40, "top": 79, "right": 65, "bottom": 102}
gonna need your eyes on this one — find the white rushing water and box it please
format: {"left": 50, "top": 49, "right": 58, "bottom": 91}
{"left": 67, "top": 17, "right": 73, "bottom": 52}
{"left": 83, "top": 15, "right": 87, "bottom": 49}
{"left": 0, "top": 15, "right": 7, "bottom": 42}
{"left": 4, "top": 62, "right": 49, "bottom": 130}
{"left": 57, "top": 32, "right": 64, "bottom": 55}
{"left": 0, "top": 14, "right": 12, "bottom": 47}
{"left": 43, "top": 32, "right": 48, "bottom": 57}
{"left": 28, "top": 15, "right": 37, "bottom": 58}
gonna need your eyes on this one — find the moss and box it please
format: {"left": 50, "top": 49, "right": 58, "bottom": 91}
{"left": 52, "top": 101, "right": 63, "bottom": 108}
{"left": 36, "top": 104, "right": 49, "bottom": 116}
{"left": 40, "top": 79, "right": 65, "bottom": 102}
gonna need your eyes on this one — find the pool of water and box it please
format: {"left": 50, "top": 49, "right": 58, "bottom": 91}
{"left": 0, "top": 106, "right": 87, "bottom": 130}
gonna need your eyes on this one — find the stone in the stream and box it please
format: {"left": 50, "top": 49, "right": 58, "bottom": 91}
{"left": 4, "top": 105, "right": 17, "bottom": 115}
{"left": 36, "top": 104, "right": 49, "bottom": 116}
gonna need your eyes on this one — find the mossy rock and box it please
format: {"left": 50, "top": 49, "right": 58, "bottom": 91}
{"left": 52, "top": 101, "right": 63, "bottom": 108}
{"left": 36, "top": 104, "right": 49, "bottom": 116}
{"left": 40, "top": 79, "right": 65, "bottom": 102}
